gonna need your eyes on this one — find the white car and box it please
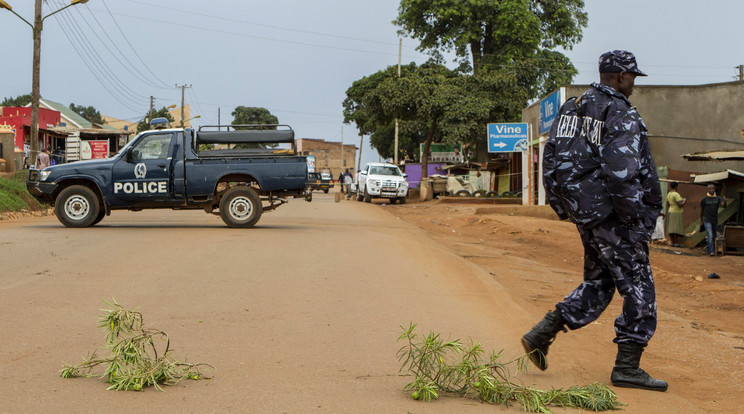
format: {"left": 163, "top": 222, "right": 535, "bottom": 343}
{"left": 356, "top": 162, "right": 408, "bottom": 204}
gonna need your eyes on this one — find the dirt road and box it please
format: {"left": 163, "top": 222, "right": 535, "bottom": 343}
{"left": 0, "top": 193, "right": 741, "bottom": 413}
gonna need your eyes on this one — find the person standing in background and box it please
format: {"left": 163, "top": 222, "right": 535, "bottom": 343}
{"left": 699, "top": 184, "right": 726, "bottom": 256}
{"left": 666, "top": 182, "right": 686, "bottom": 247}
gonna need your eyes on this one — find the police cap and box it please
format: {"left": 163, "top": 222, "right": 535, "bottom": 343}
{"left": 598, "top": 50, "right": 647, "bottom": 76}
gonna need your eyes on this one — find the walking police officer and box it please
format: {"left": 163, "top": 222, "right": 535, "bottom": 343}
{"left": 522, "top": 50, "right": 667, "bottom": 392}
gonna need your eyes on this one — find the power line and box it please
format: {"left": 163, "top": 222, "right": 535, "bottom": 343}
{"left": 49, "top": 1, "right": 144, "bottom": 113}
{"left": 80, "top": 2, "right": 170, "bottom": 90}
{"left": 100, "top": 0, "right": 171, "bottom": 89}
{"left": 120, "top": 0, "right": 415, "bottom": 49}
{"left": 52, "top": 0, "right": 148, "bottom": 105}
{"left": 85, "top": 9, "right": 407, "bottom": 58}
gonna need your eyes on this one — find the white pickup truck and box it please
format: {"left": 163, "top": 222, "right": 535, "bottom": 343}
{"left": 355, "top": 162, "right": 408, "bottom": 204}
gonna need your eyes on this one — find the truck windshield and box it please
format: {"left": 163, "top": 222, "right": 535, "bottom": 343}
{"left": 369, "top": 166, "right": 401, "bottom": 176}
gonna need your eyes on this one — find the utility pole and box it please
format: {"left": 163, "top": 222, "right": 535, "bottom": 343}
{"left": 1, "top": 0, "right": 89, "bottom": 166}
{"left": 217, "top": 107, "right": 221, "bottom": 131}
{"left": 340, "top": 125, "right": 345, "bottom": 167}
{"left": 176, "top": 84, "right": 191, "bottom": 127}
{"left": 357, "top": 133, "right": 364, "bottom": 173}
{"left": 738, "top": 65, "right": 744, "bottom": 81}
{"left": 394, "top": 38, "right": 402, "bottom": 165}
{"left": 149, "top": 96, "right": 154, "bottom": 123}
{"left": 29, "top": 0, "right": 42, "bottom": 164}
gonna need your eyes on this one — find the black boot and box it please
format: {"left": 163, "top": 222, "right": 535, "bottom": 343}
{"left": 521, "top": 309, "right": 567, "bottom": 371}
{"left": 610, "top": 342, "right": 668, "bottom": 392}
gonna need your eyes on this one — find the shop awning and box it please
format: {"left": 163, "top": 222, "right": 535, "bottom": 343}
{"left": 691, "top": 169, "right": 744, "bottom": 183}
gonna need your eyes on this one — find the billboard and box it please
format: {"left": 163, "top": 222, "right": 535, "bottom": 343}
{"left": 419, "top": 143, "right": 463, "bottom": 163}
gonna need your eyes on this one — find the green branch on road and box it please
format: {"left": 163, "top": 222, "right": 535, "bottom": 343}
{"left": 397, "top": 323, "right": 623, "bottom": 412}
{"left": 61, "top": 299, "right": 214, "bottom": 391}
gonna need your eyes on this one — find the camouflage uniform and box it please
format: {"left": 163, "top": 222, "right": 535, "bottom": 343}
{"left": 544, "top": 76, "right": 662, "bottom": 346}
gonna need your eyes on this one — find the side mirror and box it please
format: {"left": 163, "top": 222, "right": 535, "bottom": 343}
{"left": 125, "top": 148, "right": 134, "bottom": 162}
{"left": 403, "top": 173, "right": 408, "bottom": 178}
{"left": 127, "top": 149, "right": 141, "bottom": 162}
{"left": 360, "top": 171, "right": 367, "bottom": 175}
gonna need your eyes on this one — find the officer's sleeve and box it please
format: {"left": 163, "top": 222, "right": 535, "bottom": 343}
{"left": 542, "top": 124, "right": 569, "bottom": 220}
{"left": 598, "top": 105, "right": 645, "bottom": 228}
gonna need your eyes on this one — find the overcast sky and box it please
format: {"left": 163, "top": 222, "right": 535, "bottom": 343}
{"left": 2, "top": 1, "right": 743, "bottom": 166}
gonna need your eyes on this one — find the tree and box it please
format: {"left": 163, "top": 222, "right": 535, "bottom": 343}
{"left": 231, "top": 106, "right": 278, "bottom": 128}
{"left": 394, "top": 0, "right": 587, "bottom": 99}
{"left": 136, "top": 107, "right": 175, "bottom": 133}
{"left": 69, "top": 103, "right": 104, "bottom": 125}
{"left": 1, "top": 94, "right": 32, "bottom": 107}
{"left": 344, "top": 62, "right": 526, "bottom": 177}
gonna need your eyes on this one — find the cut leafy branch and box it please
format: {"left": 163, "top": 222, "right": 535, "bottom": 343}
{"left": 61, "top": 299, "right": 214, "bottom": 391}
{"left": 397, "top": 323, "right": 623, "bottom": 413}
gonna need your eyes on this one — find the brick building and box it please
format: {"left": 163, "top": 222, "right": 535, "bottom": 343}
{"left": 296, "top": 138, "right": 357, "bottom": 176}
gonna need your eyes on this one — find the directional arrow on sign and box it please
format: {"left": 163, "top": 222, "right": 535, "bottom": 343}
{"left": 493, "top": 142, "right": 507, "bottom": 148}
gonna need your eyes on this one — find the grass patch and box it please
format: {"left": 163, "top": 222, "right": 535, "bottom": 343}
{"left": 0, "top": 170, "right": 46, "bottom": 212}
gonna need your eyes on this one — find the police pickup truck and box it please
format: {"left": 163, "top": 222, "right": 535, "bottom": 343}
{"left": 27, "top": 122, "right": 311, "bottom": 228}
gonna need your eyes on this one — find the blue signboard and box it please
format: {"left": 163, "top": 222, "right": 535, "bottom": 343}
{"left": 539, "top": 89, "right": 561, "bottom": 134}
{"left": 487, "top": 123, "right": 529, "bottom": 152}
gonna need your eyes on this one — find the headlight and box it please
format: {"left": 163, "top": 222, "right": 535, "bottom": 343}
{"left": 400, "top": 181, "right": 408, "bottom": 187}
{"left": 40, "top": 170, "right": 52, "bottom": 181}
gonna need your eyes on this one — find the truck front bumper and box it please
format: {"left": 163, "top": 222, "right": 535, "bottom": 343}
{"left": 26, "top": 169, "right": 57, "bottom": 204}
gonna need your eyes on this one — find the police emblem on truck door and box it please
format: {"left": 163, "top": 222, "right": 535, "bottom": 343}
{"left": 134, "top": 163, "right": 147, "bottom": 179}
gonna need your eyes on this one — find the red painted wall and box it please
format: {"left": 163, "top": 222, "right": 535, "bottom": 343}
{"left": 0, "top": 106, "right": 61, "bottom": 149}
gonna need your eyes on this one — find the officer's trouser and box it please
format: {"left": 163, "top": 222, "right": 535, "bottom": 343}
{"left": 555, "top": 215, "right": 657, "bottom": 346}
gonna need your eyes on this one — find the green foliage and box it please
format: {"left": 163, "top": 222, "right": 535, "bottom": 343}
{"left": 344, "top": 61, "right": 526, "bottom": 173}
{"left": 1, "top": 94, "right": 32, "bottom": 107}
{"left": 137, "top": 108, "right": 176, "bottom": 133}
{"left": 0, "top": 170, "right": 45, "bottom": 212}
{"left": 397, "top": 323, "right": 624, "bottom": 413}
{"left": 69, "top": 102, "right": 104, "bottom": 125}
{"left": 60, "top": 299, "right": 214, "bottom": 391}
{"left": 230, "top": 106, "right": 280, "bottom": 149}
{"left": 394, "top": 0, "right": 587, "bottom": 100}
{"left": 231, "top": 106, "right": 279, "bottom": 128}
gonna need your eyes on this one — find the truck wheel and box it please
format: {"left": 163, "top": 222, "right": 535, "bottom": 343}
{"left": 55, "top": 185, "right": 100, "bottom": 228}
{"left": 323, "top": 189, "right": 329, "bottom": 194}
{"left": 356, "top": 190, "right": 363, "bottom": 202}
{"left": 92, "top": 209, "right": 106, "bottom": 226}
{"left": 219, "top": 186, "right": 263, "bottom": 228}
{"left": 398, "top": 196, "right": 407, "bottom": 204}
{"left": 363, "top": 188, "right": 372, "bottom": 203}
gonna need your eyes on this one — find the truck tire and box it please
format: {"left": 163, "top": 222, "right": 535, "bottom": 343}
{"left": 323, "top": 189, "right": 329, "bottom": 194}
{"left": 398, "top": 196, "right": 407, "bottom": 204}
{"left": 219, "top": 186, "right": 263, "bottom": 228}
{"left": 473, "top": 190, "right": 487, "bottom": 197}
{"left": 356, "top": 189, "right": 363, "bottom": 202}
{"left": 363, "top": 188, "right": 372, "bottom": 203}
{"left": 455, "top": 190, "right": 471, "bottom": 197}
{"left": 55, "top": 185, "right": 100, "bottom": 228}
{"left": 92, "top": 209, "right": 106, "bottom": 226}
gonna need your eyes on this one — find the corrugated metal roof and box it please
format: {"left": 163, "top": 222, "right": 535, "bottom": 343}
{"left": 691, "top": 169, "right": 744, "bottom": 183}
{"left": 34, "top": 99, "right": 94, "bottom": 129}
{"left": 682, "top": 150, "right": 744, "bottom": 161}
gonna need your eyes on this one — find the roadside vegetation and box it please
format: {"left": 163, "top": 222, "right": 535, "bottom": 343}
{"left": 0, "top": 170, "right": 46, "bottom": 213}
{"left": 398, "top": 323, "right": 623, "bottom": 413}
